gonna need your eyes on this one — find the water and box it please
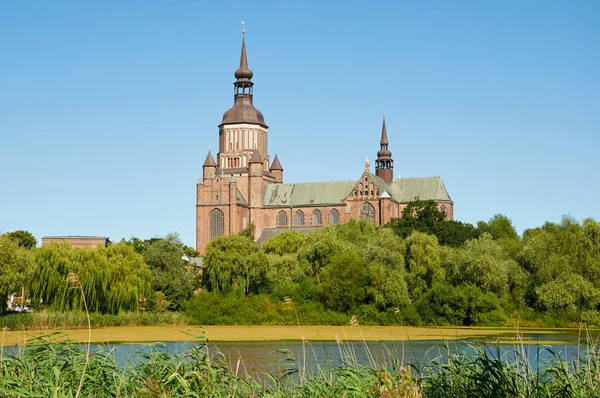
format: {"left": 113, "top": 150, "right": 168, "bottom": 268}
{"left": 96, "top": 332, "right": 593, "bottom": 377}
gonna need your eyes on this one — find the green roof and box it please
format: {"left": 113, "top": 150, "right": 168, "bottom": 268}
{"left": 263, "top": 181, "right": 356, "bottom": 207}
{"left": 387, "top": 177, "right": 452, "bottom": 203}
{"left": 263, "top": 175, "right": 451, "bottom": 207}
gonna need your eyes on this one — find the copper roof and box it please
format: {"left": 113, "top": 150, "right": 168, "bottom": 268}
{"left": 234, "top": 37, "right": 253, "bottom": 81}
{"left": 220, "top": 97, "right": 267, "bottom": 127}
{"left": 220, "top": 37, "right": 267, "bottom": 128}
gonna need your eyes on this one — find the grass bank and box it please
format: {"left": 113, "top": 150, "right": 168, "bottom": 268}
{"left": 2, "top": 325, "right": 593, "bottom": 347}
{"left": 0, "top": 310, "right": 190, "bottom": 330}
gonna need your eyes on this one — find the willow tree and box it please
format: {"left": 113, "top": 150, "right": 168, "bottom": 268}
{"left": 29, "top": 242, "right": 152, "bottom": 314}
{"left": 203, "top": 235, "right": 269, "bottom": 295}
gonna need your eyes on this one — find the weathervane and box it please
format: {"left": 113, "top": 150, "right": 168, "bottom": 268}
{"left": 241, "top": 21, "right": 245, "bottom": 35}
{"left": 382, "top": 106, "right": 386, "bottom": 118}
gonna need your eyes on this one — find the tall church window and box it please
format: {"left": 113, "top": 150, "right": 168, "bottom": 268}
{"left": 329, "top": 209, "right": 339, "bottom": 225}
{"left": 441, "top": 205, "right": 448, "bottom": 219}
{"left": 277, "top": 210, "right": 288, "bottom": 227}
{"left": 209, "top": 208, "right": 225, "bottom": 240}
{"left": 312, "top": 209, "right": 322, "bottom": 225}
{"left": 295, "top": 210, "right": 304, "bottom": 226}
{"left": 359, "top": 202, "right": 376, "bottom": 223}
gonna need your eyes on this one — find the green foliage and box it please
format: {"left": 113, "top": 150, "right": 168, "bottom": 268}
{"left": 203, "top": 234, "right": 269, "bottom": 294}
{"left": 0, "top": 235, "right": 34, "bottom": 314}
{"left": 446, "top": 233, "right": 520, "bottom": 298}
{"left": 238, "top": 222, "right": 256, "bottom": 240}
{"left": 405, "top": 232, "right": 444, "bottom": 299}
{"left": 320, "top": 251, "right": 370, "bottom": 312}
{"left": 521, "top": 217, "right": 600, "bottom": 312}
{"left": 263, "top": 230, "right": 307, "bottom": 255}
{"left": 431, "top": 220, "right": 478, "bottom": 247}
{"left": 386, "top": 200, "right": 446, "bottom": 238}
{"left": 28, "top": 242, "right": 153, "bottom": 314}
{"left": 4, "top": 230, "right": 37, "bottom": 249}
{"left": 297, "top": 227, "right": 349, "bottom": 280}
{"left": 416, "top": 283, "right": 505, "bottom": 326}
{"left": 141, "top": 233, "right": 197, "bottom": 310}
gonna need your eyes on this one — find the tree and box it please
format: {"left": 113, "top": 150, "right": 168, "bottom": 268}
{"left": 320, "top": 251, "right": 370, "bottom": 312}
{"left": 416, "top": 283, "right": 505, "bottom": 326}
{"left": 142, "top": 233, "right": 196, "bottom": 310}
{"left": 431, "top": 221, "right": 478, "bottom": 247}
{"left": 404, "top": 232, "right": 444, "bottom": 299}
{"left": 446, "top": 233, "right": 526, "bottom": 300}
{"left": 386, "top": 200, "right": 445, "bottom": 238}
{"left": 363, "top": 228, "right": 411, "bottom": 310}
{"left": 297, "top": 228, "right": 349, "bottom": 281}
{"left": 477, "top": 214, "right": 521, "bottom": 259}
{"left": 521, "top": 217, "right": 600, "bottom": 312}
{"left": 5, "top": 230, "right": 37, "bottom": 249}
{"left": 29, "top": 241, "right": 152, "bottom": 314}
{"left": 203, "top": 235, "right": 269, "bottom": 295}
{"left": 262, "top": 230, "right": 307, "bottom": 255}
{"left": 0, "top": 235, "right": 34, "bottom": 314}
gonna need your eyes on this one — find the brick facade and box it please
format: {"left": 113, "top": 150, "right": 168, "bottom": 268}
{"left": 195, "top": 37, "right": 453, "bottom": 254}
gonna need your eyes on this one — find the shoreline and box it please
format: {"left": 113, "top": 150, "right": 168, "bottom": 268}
{"left": 2, "top": 325, "right": 594, "bottom": 347}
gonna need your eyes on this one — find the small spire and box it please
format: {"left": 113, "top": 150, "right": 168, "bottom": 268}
{"left": 203, "top": 150, "right": 216, "bottom": 167}
{"left": 380, "top": 115, "right": 388, "bottom": 146}
{"left": 364, "top": 157, "right": 370, "bottom": 172}
{"left": 270, "top": 154, "right": 283, "bottom": 171}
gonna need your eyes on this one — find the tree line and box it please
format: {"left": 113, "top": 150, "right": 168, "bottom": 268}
{"left": 2, "top": 201, "right": 600, "bottom": 327}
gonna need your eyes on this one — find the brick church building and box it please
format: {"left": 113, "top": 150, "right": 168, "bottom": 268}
{"left": 196, "top": 36, "right": 453, "bottom": 254}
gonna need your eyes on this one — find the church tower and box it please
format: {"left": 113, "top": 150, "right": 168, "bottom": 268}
{"left": 375, "top": 116, "right": 394, "bottom": 184}
{"left": 217, "top": 34, "right": 270, "bottom": 175}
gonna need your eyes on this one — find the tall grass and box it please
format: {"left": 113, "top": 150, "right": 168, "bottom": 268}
{"left": 1, "top": 334, "right": 600, "bottom": 396}
{"left": 0, "top": 310, "right": 192, "bottom": 330}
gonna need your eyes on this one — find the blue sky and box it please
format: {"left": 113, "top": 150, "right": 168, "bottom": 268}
{"left": 1, "top": 1, "right": 598, "bottom": 247}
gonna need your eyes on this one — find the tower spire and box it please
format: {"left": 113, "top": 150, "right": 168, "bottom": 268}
{"left": 235, "top": 23, "right": 253, "bottom": 81}
{"left": 375, "top": 113, "right": 394, "bottom": 184}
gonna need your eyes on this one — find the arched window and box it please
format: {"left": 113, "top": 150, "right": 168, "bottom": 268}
{"left": 295, "top": 210, "right": 304, "bottom": 226}
{"left": 359, "top": 202, "right": 376, "bottom": 223}
{"left": 277, "top": 210, "right": 288, "bottom": 227}
{"left": 329, "top": 209, "right": 339, "bottom": 225}
{"left": 312, "top": 209, "right": 322, "bottom": 225}
{"left": 209, "top": 208, "right": 225, "bottom": 240}
{"left": 242, "top": 215, "right": 247, "bottom": 229}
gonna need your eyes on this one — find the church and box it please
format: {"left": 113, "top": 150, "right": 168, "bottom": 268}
{"left": 196, "top": 36, "right": 453, "bottom": 254}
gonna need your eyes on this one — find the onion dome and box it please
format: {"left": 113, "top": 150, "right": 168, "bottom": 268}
{"left": 219, "top": 36, "right": 268, "bottom": 128}
{"left": 234, "top": 37, "right": 253, "bottom": 81}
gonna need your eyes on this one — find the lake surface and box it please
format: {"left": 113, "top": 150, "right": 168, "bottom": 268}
{"left": 100, "top": 330, "right": 594, "bottom": 377}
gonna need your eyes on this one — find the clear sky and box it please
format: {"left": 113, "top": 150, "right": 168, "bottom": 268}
{"left": 1, "top": 1, "right": 598, "bottom": 247}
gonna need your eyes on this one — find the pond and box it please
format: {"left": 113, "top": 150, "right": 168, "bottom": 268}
{"left": 100, "top": 329, "right": 594, "bottom": 377}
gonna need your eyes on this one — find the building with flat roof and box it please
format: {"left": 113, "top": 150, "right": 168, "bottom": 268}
{"left": 41, "top": 236, "right": 110, "bottom": 249}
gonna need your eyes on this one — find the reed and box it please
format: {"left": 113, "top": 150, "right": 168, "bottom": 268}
{"left": 1, "top": 332, "right": 599, "bottom": 396}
